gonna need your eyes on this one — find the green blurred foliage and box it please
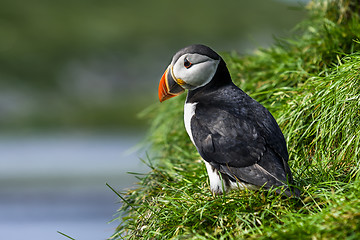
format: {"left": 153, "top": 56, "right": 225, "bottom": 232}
{"left": 0, "top": 0, "right": 306, "bottom": 130}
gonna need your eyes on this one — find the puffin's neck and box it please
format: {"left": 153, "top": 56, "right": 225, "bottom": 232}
{"left": 186, "top": 59, "right": 232, "bottom": 103}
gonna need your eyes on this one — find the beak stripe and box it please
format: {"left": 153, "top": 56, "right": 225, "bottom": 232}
{"left": 158, "top": 65, "right": 185, "bottom": 102}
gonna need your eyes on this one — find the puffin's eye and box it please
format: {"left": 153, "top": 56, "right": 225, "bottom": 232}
{"left": 184, "top": 57, "right": 192, "bottom": 69}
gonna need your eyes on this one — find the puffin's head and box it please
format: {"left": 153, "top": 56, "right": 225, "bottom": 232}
{"left": 158, "top": 44, "right": 221, "bottom": 102}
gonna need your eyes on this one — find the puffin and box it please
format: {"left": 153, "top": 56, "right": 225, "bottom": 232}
{"left": 158, "top": 44, "right": 299, "bottom": 197}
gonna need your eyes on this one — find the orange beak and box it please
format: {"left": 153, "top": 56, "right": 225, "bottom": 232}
{"left": 158, "top": 66, "right": 185, "bottom": 102}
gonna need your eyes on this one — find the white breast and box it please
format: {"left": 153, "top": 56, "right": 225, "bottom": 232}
{"left": 184, "top": 102, "right": 197, "bottom": 144}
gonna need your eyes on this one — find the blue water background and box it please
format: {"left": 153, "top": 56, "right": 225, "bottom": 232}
{"left": 0, "top": 132, "right": 149, "bottom": 240}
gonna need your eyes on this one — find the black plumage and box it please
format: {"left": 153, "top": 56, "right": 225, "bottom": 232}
{"left": 159, "top": 44, "right": 299, "bottom": 197}
{"left": 185, "top": 48, "right": 298, "bottom": 197}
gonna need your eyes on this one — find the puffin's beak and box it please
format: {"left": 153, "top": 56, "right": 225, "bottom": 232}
{"left": 158, "top": 66, "right": 185, "bottom": 102}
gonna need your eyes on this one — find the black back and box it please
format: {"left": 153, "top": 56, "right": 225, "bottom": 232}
{"left": 185, "top": 53, "right": 298, "bottom": 196}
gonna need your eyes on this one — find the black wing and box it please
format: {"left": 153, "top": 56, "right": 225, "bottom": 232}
{"left": 190, "top": 95, "right": 295, "bottom": 193}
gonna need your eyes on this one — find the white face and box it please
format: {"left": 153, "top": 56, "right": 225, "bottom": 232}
{"left": 171, "top": 53, "right": 220, "bottom": 90}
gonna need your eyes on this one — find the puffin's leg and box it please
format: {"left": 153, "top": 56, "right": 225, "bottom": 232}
{"left": 204, "top": 160, "right": 260, "bottom": 194}
{"left": 203, "top": 160, "right": 230, "bottom": 194}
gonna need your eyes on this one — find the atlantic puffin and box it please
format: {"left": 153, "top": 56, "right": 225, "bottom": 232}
{"left": 158, "top": 44, "right": 299, "bottom": 197}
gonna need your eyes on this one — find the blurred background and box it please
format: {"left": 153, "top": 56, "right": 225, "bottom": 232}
{"left": 0, "top": 0, "right": 307, "bottom": 239}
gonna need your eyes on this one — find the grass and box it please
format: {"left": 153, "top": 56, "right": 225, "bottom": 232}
{"left": 110, "top": 0, "right": 360, "bottom": 239}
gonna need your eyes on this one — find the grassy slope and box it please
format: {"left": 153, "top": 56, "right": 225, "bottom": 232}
{"left": 111, "top": 1, "right": 360, "bottom": 239}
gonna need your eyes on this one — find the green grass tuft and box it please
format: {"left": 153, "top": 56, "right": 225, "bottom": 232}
{"left": 110, "top": 1, "right": 360, "bottom": 239}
